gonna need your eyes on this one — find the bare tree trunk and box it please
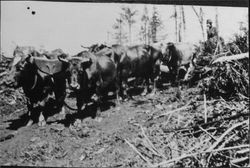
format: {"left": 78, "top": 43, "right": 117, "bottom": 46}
{"left": 129, "top": 23, "right": 132, "bottom": 44}
{"left": 118, "top": 16, "right": 122, "bottom": 45}
{"left": 199, "top": 7, "right": 205, "bottom": 41}
{"left": 181, "top": 6, "right": 186, "bottom": 42}
{"left": 192, "top": 6, "right": 205, "bottom": 41}
{"left": 214, "top": 7, "right": 223, "bottom": 54}
{"left": 247, "top": 14, "right": 249, "bottom": 47}
{"left": 178, "top": 8, "right": 182, "bottom": 42}
{"left": 174, "top": 5, "right": 178, "bottom": 42}
{"left": 107, "top": 31, "right": 110, "bottom": 45}
{"left": 148, "top": 26, "right": 151, "bottom": 45}
{"left": 215, "top": 7, "right": 219, "bottom": 33}
{"left": 145, "top": 21, "right": 147, "bottom": 45}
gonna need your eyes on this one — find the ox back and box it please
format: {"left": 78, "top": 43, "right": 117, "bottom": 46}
{"left": 162, "top": 42, "right": 196, "bottom": 83}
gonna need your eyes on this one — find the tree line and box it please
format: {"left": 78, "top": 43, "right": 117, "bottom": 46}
{"left": 111, "top": 5, "right": 164, "bottom": 45}
{"left": 110, "top": 5, "right": 192, "bottom": 45}
{"left": 108, "top": 5, "right": 247, "bottom": 46}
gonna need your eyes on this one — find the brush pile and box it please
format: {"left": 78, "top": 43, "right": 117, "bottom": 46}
{"left": 124, "top": 87, "right": 249, "bottom": 167}
{"left": 198, "top": 57, "right": 249, "bottom": 99}
{"left": 189, "top": 30, "right": 249, "bottom": 100}
{"left": 0, "top": 54, "right": 13, "bottom": 87}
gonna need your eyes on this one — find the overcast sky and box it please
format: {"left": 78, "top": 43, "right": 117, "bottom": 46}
{"left": 1, "top": 1, "right": 248, "bottom": 56}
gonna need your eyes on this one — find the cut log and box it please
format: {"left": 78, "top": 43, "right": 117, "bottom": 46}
{"left": 212, "top": 52, "right": 249, "bottom": 64}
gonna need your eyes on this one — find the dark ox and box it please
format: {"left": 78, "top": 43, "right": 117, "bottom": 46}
{"left": 162, "top": 42, "right": 197, "bottom": 84}
{"left": 58, "top": 51, "right": 118, "bottom": 119}
{"left": 8, "top": 47, "right": 69, "bottom": 127}
{"left": 96, "top": 44, "right": 163, "bottom": 98}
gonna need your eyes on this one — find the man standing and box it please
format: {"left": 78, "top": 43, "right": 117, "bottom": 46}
{"left": 205, "top": 19, "right": 223, "bottom": 54}
{"left": 206, "top": 19, "right": 218, "bottom": 40}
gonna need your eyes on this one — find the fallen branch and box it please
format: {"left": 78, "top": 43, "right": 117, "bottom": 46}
{"left": 155, "top": 105, "right": 192, "bottom": 119}
{"left": 198, "top": 126, "right": 216, "bottom": 140}
{"left": 140, "top": 126, "right": 168, "bottom": 159}
{"left": 161, "top": 111, "right": 249, "bottom": 134}
{"left": 204, "top": 94, "right": 207, "bottom": 123}
{"left": 152, "top": 144, "right": 249, "bottom": 167}
{"left": 212, "top": 52, "right": 248, "bottom": 64}
{"left": 218, "top": 134, "right": 236, "bottom": 150}
{"left": 8, "top": 108, "right": 25, "bottom": 118}
{"left": 207, "top": 120, "right": 248, "bottom": 152}
{"left": 231, "top": 157, "right": 249, "bottom": 164}
{"left": 124, "top": 139, "right": 153, "bottom": 166}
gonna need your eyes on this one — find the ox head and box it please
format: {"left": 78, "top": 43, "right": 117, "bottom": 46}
{"left": 8, "top": 53, "right": 35, "bottom": 88}
{"left": 58, "top": 56, "right": 92, "bottom": 91}
{"left": 162, "top": 42, "right": 176, "bottom": 65}
{"left": 7, "top": 46, "right": 41, "bottom": 88}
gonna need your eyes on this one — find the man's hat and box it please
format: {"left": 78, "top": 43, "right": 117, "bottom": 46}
{"left": 207, "top": 19, "right": 212, "bottom": 24}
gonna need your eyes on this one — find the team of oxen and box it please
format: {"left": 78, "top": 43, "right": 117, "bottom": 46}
{"left": 7, "top": 42, "right": 197, "bottom": 126}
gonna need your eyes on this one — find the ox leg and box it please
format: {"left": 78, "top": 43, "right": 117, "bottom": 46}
{"left": 76, "top": 95, "right": 85, "bottom": 112}
{"left": 115, "top": 78, "right": 121, "bottom": 104}
{"left": 38, "top": 111, "right": 46, "bottom": 127}
{"left": 141, "top": 78, "right": 150, "bottom": 96}
{"left": 56, "top": 92, "right": 66, "bottom": 115}
{"left": 26, "top": 102, "right": 34, "bottom": 127}
{"left": 152, "top": 63, "right": 161, "bottom": 95}
{"left": 122, "top": 80, "right": 131, "bottom": 100}
{"left": 95, "top": 89, "right": 103, "bottom": 122}
{"left": 58, "top": 95, "right": 67, "bottom": 119}
{"left": 59, "top": 107, "right": 65, "bottom": 115}
{"left": 113, "top": 78, "right": 121, "bottom": 111}
{"left": 150, "top": 76, "right": 159, "bottom": 96}
{"left": 171, "top": 66, "right": 178, "bottom": 86}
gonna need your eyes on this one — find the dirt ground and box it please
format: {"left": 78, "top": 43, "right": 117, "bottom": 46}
{"left": 0, "top": 84, "right": 249, "bottom": 167}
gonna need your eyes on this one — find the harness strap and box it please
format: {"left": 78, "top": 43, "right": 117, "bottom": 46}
{"left": 36, "top": 64, "right": 53, "bottom": 76}
{"left": 30, "top": 74, "right": 38, "bottom": 90}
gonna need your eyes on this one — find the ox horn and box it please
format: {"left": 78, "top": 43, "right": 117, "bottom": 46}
{"left": 58, "top": 55, "right": 69, "bottom": 63}
{"left": 12, "top": 56, "right": 22, "bottom": 66}
{"left": 81, "top": 57, "right": 91, "bottom": 63}
{"left": 81, "top": 45, "right": 90, "bottom": 49}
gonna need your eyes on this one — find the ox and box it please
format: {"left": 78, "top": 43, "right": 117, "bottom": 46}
{"left": 58, "top": 51, "right": 118, "bottom": 121}
{"left": 162, "top": 42, "right": 197, "bottom": 84}
{"left": 96, "top": 44, "right": 163, "bottom": 98}
{"left": 8, "top": 46, "right": 69, "bottom": 127}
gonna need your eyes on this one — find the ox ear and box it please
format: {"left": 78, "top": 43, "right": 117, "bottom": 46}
{"left": 81, "top": 58, "right": 92, "bottom": 70}
{"left": 58, "top": 55, "right": 69, "bottom": 63}
{"left": 42, "top": 53, "right": 50, "bottom": 59}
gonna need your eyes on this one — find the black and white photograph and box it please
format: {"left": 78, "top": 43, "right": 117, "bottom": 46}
{"left": 0, "top": 0, "right": 249, "bottom": 167}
